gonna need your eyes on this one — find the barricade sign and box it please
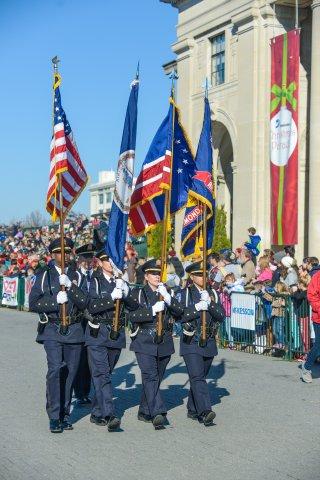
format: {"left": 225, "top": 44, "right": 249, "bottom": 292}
{"left": 231, "top": 293, "right": 256, "bottom": 330}
{"left": 2, "top": 276, "right": 19, "bottom": 307}
{"left": 24, "top": 276, "right": 36, "bottom": 309}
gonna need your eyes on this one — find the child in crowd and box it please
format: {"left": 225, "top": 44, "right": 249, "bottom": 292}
{"left": 220, "top": 273, "right": 244, "bottom": 347}
{"left": 223, "top": 272, "right": 245, "bottom": 294}
{"left": 292, "top": 275, "right": 311, "bottom": 357}
{"left": 244, "top": 227, "right": 261, "bottom": 265}
{"left": 271, "top": 281, "right": 289, "bottom": 350}
{"left": 255, "top": 255, "right": 273, "bottom": 283}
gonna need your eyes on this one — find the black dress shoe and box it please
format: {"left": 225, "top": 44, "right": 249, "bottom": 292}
{"left": 137, "top": 412, "right": 152, "bottom": 423}
{"left": 50, "top": 419, "right": 63, "bottom": 433}
{"left": 106, "top": 416, "right": 121, "bottom": 432}
{"left": 200, "top": 410, "right": 216, "bottom": 426}
{"left": 76, "top": 397, "right": 92, "bottom": 406}
{"left": 61, "top": 420, "right": 73, "bottom": 430}
{"left": 187, "top": 410, "right": 199, "bottom": 420}
{"left": 152, "top": 414, "right": 165, "bottom": 430}
{"left": 90, "top": 415, "right": 106, "bottom": 426}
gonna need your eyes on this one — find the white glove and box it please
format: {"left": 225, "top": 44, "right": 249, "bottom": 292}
{"left": 200, "top": 290, "right": 210, "bottom": 303}
{"left": 59, "top": 274, "right": 72, "bottom": 289}
{"left": 116, "top": 278, "right": 129, "bottom": 298}
{"left": 195, "top": 300, "right": 208, "bottom": 312}
{"left": 152, "top": 301, "right": 165, "bottom": 316}
{"left": 57, "top": 291, "right": 68, "bottom": 304}
{"left": 157, "top": 283, "right": 171, "bottom": 305}
{"left": 111, "top": 288, "right": 123, "bottom": 301}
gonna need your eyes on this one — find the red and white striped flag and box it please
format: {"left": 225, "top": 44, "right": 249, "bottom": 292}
{"left": 46, "top": 73, "right": 88, "bottom": 220}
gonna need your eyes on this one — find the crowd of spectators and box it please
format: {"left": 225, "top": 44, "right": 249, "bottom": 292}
{"left": 205, "top": 243, "right": 320, "bottom": 358}
{"left": 1, "top": 217, "right": 319, "bottom": 357}
{"left": 0, "top": 214, "right": 94, "bottom": 278}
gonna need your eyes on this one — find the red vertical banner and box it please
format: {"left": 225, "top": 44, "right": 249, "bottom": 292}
{"left": 270, "top": 29, "right": 299, "bottom": 246}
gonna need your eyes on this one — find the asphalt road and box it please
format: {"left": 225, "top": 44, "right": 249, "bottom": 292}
{"left": 0, "top": 308, "right": 319, "bottom": 480}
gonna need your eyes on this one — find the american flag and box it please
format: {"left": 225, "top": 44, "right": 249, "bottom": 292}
{"left": 46, "top": 73, "right": 88, "bottom": 220}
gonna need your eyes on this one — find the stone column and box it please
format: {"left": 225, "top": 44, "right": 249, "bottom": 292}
{"left": 308, "top": 0, "right": 320, "bottom": 254}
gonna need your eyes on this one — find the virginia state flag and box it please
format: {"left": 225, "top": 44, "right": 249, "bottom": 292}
{"left": 181, "top": 97, "right": 215, "bottom": 259}
{"left": 129, "top": 98, "right": 195, "bottom": 235}
{"left": 105, "top": 78, "right": 139, "bottom": 272}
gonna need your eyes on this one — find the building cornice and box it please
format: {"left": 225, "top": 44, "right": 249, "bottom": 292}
{"left": 89, "top": 181, "right": 115, "bottom": 191}
{"left": 160, "top": 0, "right": 183, "bottom": 7}
{"left": 162, "top": 59, "right": 177, "bottom": 76}
{"left": 172, "top": 38, "right": 195, "bottom": 55}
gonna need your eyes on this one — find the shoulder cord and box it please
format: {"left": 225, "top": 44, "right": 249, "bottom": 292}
{"left": 186, "top": 286, "right": 194, "bottom": 307}
{"left": 47, "top": 270, "right": 53, "bottom": 296}
{"left": 211, "top": 288, "right": 218, "bottom": 303}
{"left": 76, "top": 270, "right": 83, "bottom": 288}
{"left": 141, "top": 288, "right": 149, "bottom": 307}
{"left": 95, "top": 277, "right": 101, "bottom": 296}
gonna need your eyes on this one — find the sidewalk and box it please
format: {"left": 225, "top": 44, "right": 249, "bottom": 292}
{"left": 0, "top": 308, "right": 319, "bottom": 480}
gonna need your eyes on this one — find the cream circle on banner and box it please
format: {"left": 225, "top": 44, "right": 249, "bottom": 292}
{"left": 270, "top": 106, "right": 297, "bottom": 167}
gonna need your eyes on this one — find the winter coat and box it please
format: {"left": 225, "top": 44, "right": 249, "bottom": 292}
{"left": 307, "top": 271, "right": 320, "bottom": 324}
{"left": 241, "top": 260, "right": 256, "bottom": 288}
{"left": 256, "top": 268, "right": 273, "bottom": 283}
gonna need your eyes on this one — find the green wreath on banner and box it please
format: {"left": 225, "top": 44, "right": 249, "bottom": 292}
{"left": 270, "top": 82, "right": 297, "bottom": 113}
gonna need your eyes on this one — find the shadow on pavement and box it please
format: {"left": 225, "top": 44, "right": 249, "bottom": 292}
{"left": 70, "top": 360, "right": 137, "bottom": 423}
{"left": 70, "top": 358, "right": 229, "bottom": 423}
{"left": 162, "top": 358, "right": 229, "bottom": 412}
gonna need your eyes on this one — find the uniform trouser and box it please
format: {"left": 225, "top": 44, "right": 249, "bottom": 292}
{"left": 183, "top": 354, "right": 214, "bottom": 415}
{"left": 43, "top": 341, "right": 82, "bottom": 421}
{"left": 135, "top": 353, "right": 170, "bottom": 418}
{"left": 73, "top": 345, "right": 91, "bottom": 399}
{"left": 87, "top": 346, "right": 121, "bottom": 418}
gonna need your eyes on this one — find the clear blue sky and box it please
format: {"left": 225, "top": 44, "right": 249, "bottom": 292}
{"left": 0, "top": 0, "right": 177, "bottom": 223}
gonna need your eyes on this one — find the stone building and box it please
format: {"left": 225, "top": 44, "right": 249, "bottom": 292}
{"left": 89, "top": 171, "right": 115, "bottom": 217}
{"left": 161, "top": 0, "right": 319, "bottom": 258}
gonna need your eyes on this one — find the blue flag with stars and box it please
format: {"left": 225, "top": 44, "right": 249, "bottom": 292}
{"left": 181, "top": 97, "right": 215, "bottom": 259}
{"left": 170, "top": 102, "right": 196, "bottom": 213}
{"left": 129, "top": 98, "right": 196, "bottom": 235}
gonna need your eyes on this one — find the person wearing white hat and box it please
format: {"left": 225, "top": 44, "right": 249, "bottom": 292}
{"left": 280, "top": 256, "right": 298, "bottom": 289}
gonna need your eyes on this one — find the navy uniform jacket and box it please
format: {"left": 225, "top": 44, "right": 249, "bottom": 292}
{"left": 29, "top": 265, "right": 88, "bottom": 344}
{"left": 128, "top": 284, "right": 183, "bottom": 357}
{"left": 177, "top": 284, "right": 225, "bottom": 357}
{"left": 86, "top": 270, "right": 137, "bottom": 349}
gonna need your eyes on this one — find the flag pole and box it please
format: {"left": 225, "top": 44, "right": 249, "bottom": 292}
{"left": 199, "top": 79, "right": 209, "bottom": 348}
{"left": 199, "top": 202, "right": 208, "bottom": 347}
{"left": 52, "top": 56, "right": 68, "bottom": 335}
{"left": 154, "top": 69, "right": 178, "bottom": 345}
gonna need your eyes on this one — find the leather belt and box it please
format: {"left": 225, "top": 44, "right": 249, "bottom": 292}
{"left": 138, "top": 326, "right": 171, "bottom": 336}
{"left": 48, "top": 317, "right": 81, "bottom": 326}
{"left": 139, "top": 323, "right": 155, "bottom": 330}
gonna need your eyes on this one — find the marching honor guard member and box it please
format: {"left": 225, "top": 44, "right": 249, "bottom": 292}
{"left": 177, "top": 261, "right": 225, "bottom": 426}
{"left": 86, "top": 249, "right": 137, "bottom": 432}
{"left": 128, "top": 259, "right": 183, "bottom": 430}
{"left": 72, "top": 243, "right": 96, "bottom": 405}
{"left": 29, "top": 238, "right": 88, "bottom": 434}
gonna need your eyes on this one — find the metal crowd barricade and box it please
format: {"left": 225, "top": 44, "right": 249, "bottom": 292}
{"left": 17, "top": 277, "right": 25, "bottom": 311}
{"left": 0, "top": 277, "right": 314, "bottom": 361}
{"left": 0, "top": 276, "right": 25, "bottom": 311}
{"left": 218, "top": 291, "right": 312, "bottom": 361}
{"left": 289, "top": 293, "right": 312, "bottom": 360}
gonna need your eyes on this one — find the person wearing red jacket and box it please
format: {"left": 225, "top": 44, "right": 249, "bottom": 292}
{"left": 302, "top": 271, "right": 320, "bottom": 382}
